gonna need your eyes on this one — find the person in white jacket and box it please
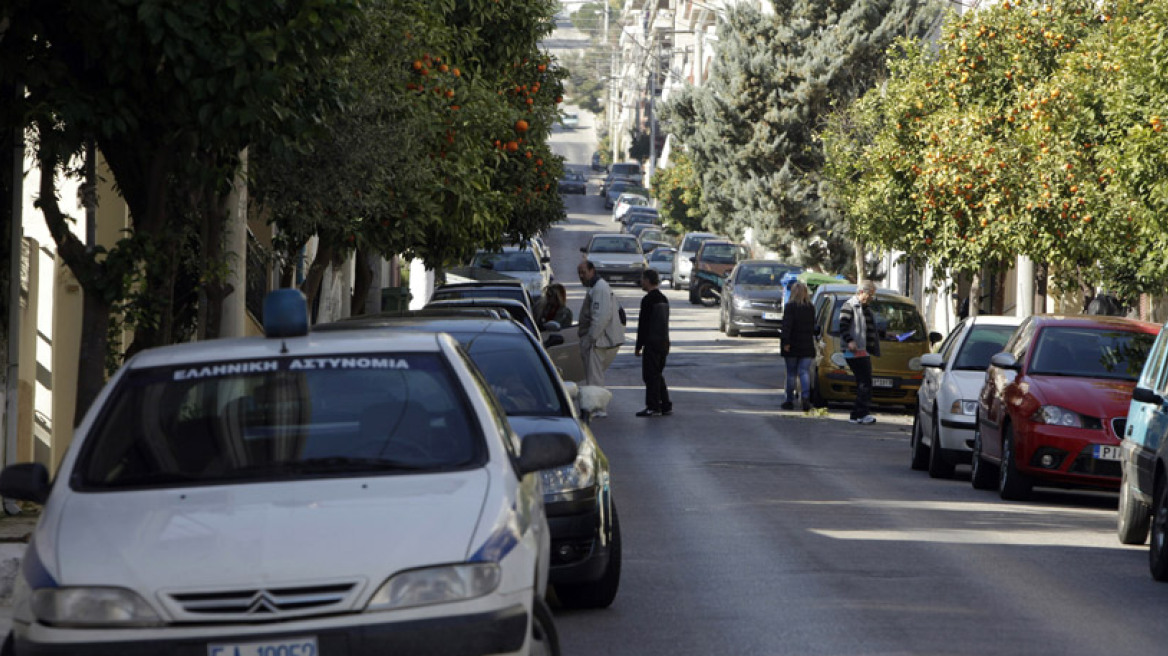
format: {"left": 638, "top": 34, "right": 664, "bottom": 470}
{"left": 577, "top": 260, "right": 625, "bottom": 395}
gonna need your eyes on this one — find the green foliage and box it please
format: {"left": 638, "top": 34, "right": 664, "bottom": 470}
{"left": 650, "top": 151, "right": 705, "bottom": 233}
{"left": 661, "top": 0, "right": 942, "bottom": 272}
{"left": 826, "top": 0, "right": 1168, "bottom": 301}
{"left": 627, "top": 129, "right": 650, "bottom": 163}
{"left": 559, "top": 51, "right": 608, "bottom": 114}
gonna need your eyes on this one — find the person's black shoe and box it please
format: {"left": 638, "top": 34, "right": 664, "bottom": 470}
{"left": 780, "top": 400, "right": 795, "bottom": 410}
{"left": 802, "top": 399, "right": 812, "bottom": 412}
{"left": 635, "top": 408, "right": 661, "bottom": 417}
{"left": 661, "top": 404, "right": 673, "bottom": 415}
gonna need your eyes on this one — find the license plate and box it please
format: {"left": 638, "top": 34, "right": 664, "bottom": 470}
{"left": 872, "top": 377, "right": 894, "bottom": 388}
{"left": 209, "top": 637, "right": 318, "bottom": 656}
{"left": 762, "top": 312, "right": 782, "bottom": 320}
{"left": 1094, "top": 445, "right": 1122, "bottom": 461}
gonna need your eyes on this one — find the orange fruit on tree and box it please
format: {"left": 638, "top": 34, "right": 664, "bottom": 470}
{"left": 505, "top": 141, "right": 519, "bottom": 152}
{"left": 538, "top": 64, "right": 547, "bottom": 72}
{"left": 413, "top": 60, "right": 422, "bottom": 70}
{"left": 515, "top": 119, "right": 529, "bottom": 133}
{"left": 439, "top": 64, "right": 449, "bottom": 73}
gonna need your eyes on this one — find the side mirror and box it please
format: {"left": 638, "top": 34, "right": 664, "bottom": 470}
{"left": 689, "top": 257, "right": 696, "bottom": 263}
{"left": 516, "top": 432, "right": 578, "bottom": 475}
{"left": 0, "top": 463, "right": 51, "bottom": 504}
{"left": 989, "top": 352, "right": 1020, "bottom": 371}
{"left": 543, "top": 333, "right": 565, "bottom": 348}
{"left": 1133, "top": 386, "right": 1165, "bottom": 406}
{"left": 542, "top": 320, "right": 561, "bottom": 332}
{"left": 541, "top": 256, "right": 551, "bottom": 264}
{"left": 579, "top": 247, "right": 587, "bottom": 254}
{"left": 919, "top": 353, "right": 944, "bottom": 369}
{"left": 929, "top": 331, "right": 943, "bottom": 345}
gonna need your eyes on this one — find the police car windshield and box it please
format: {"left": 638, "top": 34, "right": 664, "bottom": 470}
{"left": 76, "top": 353, "right": 483, "bottom": 489}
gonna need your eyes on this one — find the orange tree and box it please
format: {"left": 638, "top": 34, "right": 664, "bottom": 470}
{"left": 825, "top": 0, "right": 1143, "bottom": 306}
{"left": 254, "top": 0, "right": 566, "bottom": 311}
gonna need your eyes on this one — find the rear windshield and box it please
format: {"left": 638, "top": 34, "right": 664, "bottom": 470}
{"left": 952, "top": 325, "right": 1018, "bottom": 370}
{"left": 649, "top": 249, "right": 675, "bottom": 263}
{"left": 431, "top": 288, "right": 526, "bottom": 305}
{"left": 681, "top": 234, "right": 714, "bottom": 252}
{"left": 611, "top": 163, "right": 641, "bottom": 176}
{"left": 590, "top": 237, "right": 641, "bottom": 254}
{"left": 76, "top": 354, "right": 483, "bottom": 489}
{"left": 472, "top": 251, "right": 539, "bottom": 272}
{"left": 1029, "top": 327, "right": 1154, "bottom": 380}
{"left": 829, "top": 299, "right": 928, "bottom": 342}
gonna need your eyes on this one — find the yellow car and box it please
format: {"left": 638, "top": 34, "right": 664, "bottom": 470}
{"left": 809, "top": 285, "right": 942, "bottom": 407}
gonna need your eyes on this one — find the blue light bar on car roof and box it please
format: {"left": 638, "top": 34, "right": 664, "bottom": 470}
{"left": 263, "top": 289, "right": 309, "bottom": 338}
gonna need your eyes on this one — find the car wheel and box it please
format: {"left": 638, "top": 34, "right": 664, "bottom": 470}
{"left": 725, "top": 310, "right": 740, "bottom": 337}
{"left": 970, "top": 413, "right": 998, "bottom": 490}
{"left": 927, "top": 412, "right": 956, "bottom": 479}
{"left": 998, "top": 425, "right": 1032, "bottom": 501}
{"left": 718, "top": 309, "right": 727, "bottom": 333}
{"left": 1119, "top": 468, "right": 1152, "bottom": 545}
{"left": 531, "top": 595, "right": 561, "bottom": 656}
{"left": 0, "top": 633, "right": 12, "bottom": 656}
{"left": 1151, "top": 478, "right": 1168, "bottom": 581}
{"left": 556, "top": 505, "right": 622, "bottom": 609}
{"left": 688, "top": 285, "right": 700, "bottom": 305}
{"left": 910, "top": 412, "right": 929, "bottom": 471}
{"left": 698, "top": 282, "right": 718, "bottom": 307}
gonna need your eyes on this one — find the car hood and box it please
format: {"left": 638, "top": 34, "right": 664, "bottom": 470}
{"left": 508, "top": 415, "right": 585, "bottom": 447}
{"left": 589, "top": 253, "right": 643, "bottom": 266}
{"left": 52, "top": 473, "right": 490, "bottom": 591}
{"left": 1028, "top": 375, "right": 1136, "bottom": 418}
{"left": 733, "top": 287, "right": 784, "bottom": 301}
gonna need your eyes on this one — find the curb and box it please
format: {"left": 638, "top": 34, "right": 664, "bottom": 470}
{"left": 0, "top": 543, "right": 24, "bottom": 601}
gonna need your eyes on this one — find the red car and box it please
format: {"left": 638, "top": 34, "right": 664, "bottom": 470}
{"left": 972, "top": 315, "right": 1158, "bottom": 500}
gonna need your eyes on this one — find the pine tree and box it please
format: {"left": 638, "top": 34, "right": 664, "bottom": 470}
{"left": 662, "top": 0, "right": 940, "bottom": 272}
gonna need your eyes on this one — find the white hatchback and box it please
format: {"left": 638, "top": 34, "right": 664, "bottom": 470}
{"left": 0, "top": 290, "right": 577, "bottom": 656}
{"left": 471, "top": 246, "right": 552, "bottom": 303}
{"left": 911, "top": 315, "right": 1023, "bottom": 478}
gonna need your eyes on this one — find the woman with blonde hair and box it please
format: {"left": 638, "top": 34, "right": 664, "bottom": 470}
{"left": 780, "top": 282, "right": 816, "bottom": 411}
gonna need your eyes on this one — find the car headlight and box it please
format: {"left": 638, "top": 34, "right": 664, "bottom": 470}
{"left": 1032, "top": 405, "right": 1084, "bottom": 427}
{"left": 31, "top": 587, "right": 163, "bottom": 627}
{"left": 733, "top": 296, "right": 752, "bottom": 309}
{"left": 540, "top": 438, "right": 595, "bottom": 497}
{"left": 949, "top": 399, "right": 978, "bottom": 416}
{"left": 367, "top": 564, "right": 500, "bottom": 611}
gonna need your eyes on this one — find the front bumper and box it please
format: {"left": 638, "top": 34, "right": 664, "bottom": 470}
{"left": 819, "top": 370, "right": 922, "bottom": 405}
{"left": 594, "top": 267, "right": 644, "bottom": 284}
{"left": 935, "top": 416, "right": 976, "bottom": 463}
{"left": 1015, "top": 424, "right": 1122, "bottom": 489}
{"left": 728, "top": 307, "right": 783, "bottom": 334}
{"left": 545, "top": 492, "right": 610, "bottom": 585}
{"left": 13, "top": 604, "right": 528, "bottom": 656}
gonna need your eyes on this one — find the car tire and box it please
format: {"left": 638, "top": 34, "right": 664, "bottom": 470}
{"left": 698, "top": 282, "right": 718, "bottom": 308}
{"left": 910, "top": 413, "right": 929, "bottom": 471}
{"left": 927, "top": 413, "right": 956, "bottom": 479}
{"left": 0, "top": 633, "right": 12, "bottom": 656}
{"left": 725, "top": 311, "right": 740, "bottom": 337}
{"left": 718, "top": 310, "right": 727, "bottom": 333}
{"left": 1151, "top": 477, "right": 1168, "bottom": 581}
{"left": 1119, "top": 468, "right": 1152, "bottom": 545}
{"left": 998, "top": 426, "right": 1032, "bottom": 501}
{"left": 556, "top": 506, "right": 622, "bottom": 609}
{"left": 688, "top": 285, "right": 700, "bottom": 305}
{"left": 531, "top": 595, "right": 561, "bottom": 656}
{"left": 970, "top": 414, "right": 998, "bottom": 490}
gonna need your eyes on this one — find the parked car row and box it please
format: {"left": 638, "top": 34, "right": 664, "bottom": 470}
{"left": 905, "top": 308, "right": 1168, "bottom": 583}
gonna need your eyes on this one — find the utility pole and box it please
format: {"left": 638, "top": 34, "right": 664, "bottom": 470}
{"left": 647, "top": 36, "right": 659, "bottom": 188}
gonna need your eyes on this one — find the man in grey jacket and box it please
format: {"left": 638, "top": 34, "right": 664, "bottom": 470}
{"left": 838, "top": 280, "right": 882, "bottom": 425}
{"left": 577, "top": 260, "right": 625, "bottom": 395}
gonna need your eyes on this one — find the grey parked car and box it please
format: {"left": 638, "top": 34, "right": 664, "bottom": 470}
{"left": 646, "top": 247, "right": 676, "bottom": 287}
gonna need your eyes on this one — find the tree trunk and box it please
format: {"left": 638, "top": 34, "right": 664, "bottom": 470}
{"left": 351, "top": 247, "right": 374, "bottom": 316}
{"left": 968, "top": 271, "right": 981, "bottom": 318}
{"left": 75, "top": 290, "right": 111, "bottom": 425}
{"left": 854, "top": 239, "right": 865, "bottom": 284}
{"left": 199, "top": 194, "right": 231, "bottom": 341}
{"left": 300, "top": 241, "right": 338, "bottom": 317}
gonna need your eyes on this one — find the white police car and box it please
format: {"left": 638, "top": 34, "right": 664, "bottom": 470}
{"left": 0, "top": 290, "right": 577, "bottom": 656}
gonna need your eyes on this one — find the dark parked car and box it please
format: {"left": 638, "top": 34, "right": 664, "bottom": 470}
{"left": 315, "top": 315, "right": 621, "bottom": 608}
{"left": 559, "top": 170, "right": 587, "bottom": 195}
{"left": 718, "top": 260, "right": 800, "bottom": 337}
{"left": 592, "top": 151, "right": 605, "bottom": 171}
{"left": 973, "top": 315, "right": 1158, "bottom": 500}
{"left": 430, "top": 279, "right": 533, "bottom": 313}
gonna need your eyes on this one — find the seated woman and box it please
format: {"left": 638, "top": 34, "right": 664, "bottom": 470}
{"left": 534, "top": 283, "right": 572, "bottom": 329}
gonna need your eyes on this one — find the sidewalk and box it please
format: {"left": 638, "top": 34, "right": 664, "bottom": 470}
{"left": 0, "top": 512, "right": 36, "bottom": 636}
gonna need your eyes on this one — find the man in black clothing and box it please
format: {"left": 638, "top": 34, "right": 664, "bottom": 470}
{"left": 634, "top": 269, "right": 671, "bottom": 417}
{"left": 838, "top": 281, "right": 882, "bottom": 424}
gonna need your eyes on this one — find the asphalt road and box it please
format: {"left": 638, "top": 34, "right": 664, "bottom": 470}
{"left": 546, "top": 115, "right": 1168, "bottom": 656}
